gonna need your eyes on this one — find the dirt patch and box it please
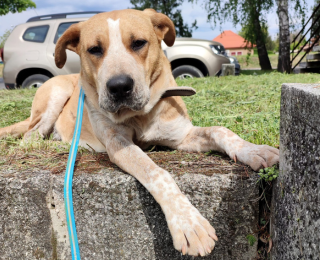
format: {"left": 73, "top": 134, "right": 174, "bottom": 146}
{"left": 0, "top": 147, "right": 253, "bottom": 177}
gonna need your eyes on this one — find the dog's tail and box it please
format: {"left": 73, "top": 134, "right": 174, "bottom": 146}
{"left": 0, "top": 118, "right": 30, "bottom": 139}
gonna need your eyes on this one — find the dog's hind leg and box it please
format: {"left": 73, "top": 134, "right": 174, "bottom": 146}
{"left": 0, "top": 117, "right": 31, "bottom": 139}
{"left": 175, "top": 126, "right": 279, "bottom": 171}
{"left": 24, "top": 75, "right": 77, "bottom": 141}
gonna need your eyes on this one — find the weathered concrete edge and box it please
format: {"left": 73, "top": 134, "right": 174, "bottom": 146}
{"left": 271, "top": 83, "right": 320, "bottom": 259}
{"left": 0, "top": 168, "right": 260, "bottom": 260}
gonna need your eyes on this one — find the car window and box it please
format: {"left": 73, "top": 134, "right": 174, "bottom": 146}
{"left": 23, "top": 25, "right": 49, "bottom": 43}
{"left": 211, "top": 45, "right": 226, "bottom": 55}
{"left": 54, "top": 22, "right": 79, "bottom": 44}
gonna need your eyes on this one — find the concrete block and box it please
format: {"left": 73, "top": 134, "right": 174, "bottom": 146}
{"left": 271, "top": 83, "right": 320, "bottom": 259}
{"left": 221, "top": 64, "right": 235, "bottom": 76}
{"left": 0, "top": 164, "right": 259, "bottom": 260}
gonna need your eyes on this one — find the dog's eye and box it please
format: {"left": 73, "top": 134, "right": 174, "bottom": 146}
{"left": 88, "top": 46, "right": 103, "bottom": 56}
{"left": 131, "top": 40, "right": 147, "bottom": 51}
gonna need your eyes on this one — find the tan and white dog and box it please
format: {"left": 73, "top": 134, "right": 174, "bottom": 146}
{"left": 0, "top": 9, "right": 279, "bottom": 257}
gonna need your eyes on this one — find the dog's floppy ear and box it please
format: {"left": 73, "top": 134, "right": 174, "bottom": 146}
{"left": 143, "top": 9, "right": 176, "bottom": 46}
{"left": 55, "top": 23, "right": 82, "bottom": 68}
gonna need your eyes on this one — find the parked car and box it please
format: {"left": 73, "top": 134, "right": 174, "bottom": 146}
{"left": 163, "top": 38, "right": 240, "bottom": 79}
{"left": 2, "top": 12, "right": 240, "bottom": 90}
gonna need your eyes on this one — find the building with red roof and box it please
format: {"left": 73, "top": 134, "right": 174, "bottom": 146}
{"left": 213, "top": 30, "right": 254, "bottom": 56}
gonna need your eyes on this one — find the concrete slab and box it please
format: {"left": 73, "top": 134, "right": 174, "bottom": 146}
{"left": 0, "top": 164, "right": 259, "bottom": 259}
{"left": 271, "top": 83, "right": 320, "bottom": 259}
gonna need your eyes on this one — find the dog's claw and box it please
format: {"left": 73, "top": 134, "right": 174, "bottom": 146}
{"left": 233, "top": 155, "right": 237, "bottom": 163}
{"left": 181, "top": 244, "right": 187, "bottom": 255}
{"left": 261, "top": 160, "right": 268, "bottom": 168}
{"left": 199, "top": 246, "right": 205, "bottom": 256}
{"left": 211, "top": 232, "right": 218, "bottom": 241}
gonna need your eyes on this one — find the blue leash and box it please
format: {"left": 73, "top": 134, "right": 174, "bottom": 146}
{"left": 64, "top": 87, "right": 85, "bottom": 260}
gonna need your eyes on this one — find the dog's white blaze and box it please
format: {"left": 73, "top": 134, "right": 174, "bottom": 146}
{"left": 98, "top": 19, "right": 146, "bottom": 91}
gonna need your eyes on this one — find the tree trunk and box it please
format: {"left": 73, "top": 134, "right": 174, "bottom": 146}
{"left": 277, "top": 0, "right": 291, "bottom": 73}
{"left": 253, "top": 10, "right": 272, "bottom": 70}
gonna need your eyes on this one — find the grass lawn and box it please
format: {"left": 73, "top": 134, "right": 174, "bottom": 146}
{"left": 1, "top": 72, "right": 320, "bottom": 151}
{"left": 237, "top": 53, "right": 307, "bottom": 69}
{"left": 178, "top": 72, "right": 320, "bottom": 147}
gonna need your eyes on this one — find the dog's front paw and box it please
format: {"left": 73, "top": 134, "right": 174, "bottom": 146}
{"left": 165, "top": 195, "right": 218, "bottom": 256}
{"left": 235, "top": 141, "right": 279, "bottom": 171}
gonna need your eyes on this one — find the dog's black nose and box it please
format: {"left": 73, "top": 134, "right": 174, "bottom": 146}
{"left": 107, "top": 75, "right": 134, "bottom": 99}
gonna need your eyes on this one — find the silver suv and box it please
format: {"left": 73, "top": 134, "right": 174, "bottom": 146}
{"left": 2, "top": 12, "right": 239, "bottom": 89}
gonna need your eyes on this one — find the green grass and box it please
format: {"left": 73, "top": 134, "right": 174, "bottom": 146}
{"left": 0, "top": 88, "right": 37, "bottom": 127}
{"left": 177, "top": 72, "right": 320, "bottom": 147}
{"left": 237, "top": 53, "right": 307, "bottom": 69}
{"left": 1, "top": 72, "right": 320, "bottom": 150}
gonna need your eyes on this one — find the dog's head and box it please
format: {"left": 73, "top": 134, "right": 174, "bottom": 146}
{"left": 55, "top": 9, "right": 175, "bottom": 122}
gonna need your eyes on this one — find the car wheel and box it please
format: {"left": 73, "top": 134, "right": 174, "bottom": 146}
{"left": 172, "top": 65, "right": 204, "bottom": 79}
{"left": 21, "top": 74, "right": 50, "bottom": 89}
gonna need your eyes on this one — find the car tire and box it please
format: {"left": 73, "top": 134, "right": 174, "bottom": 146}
{"left": 21, "top": 74, "right": 50, "bottom": 89}
{"left": 172, "top": 65, "right": 204, "bottom": 79}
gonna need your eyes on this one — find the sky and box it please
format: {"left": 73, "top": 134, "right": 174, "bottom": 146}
{"left": 0, "top": 0, "right": 316, "bottom": 41}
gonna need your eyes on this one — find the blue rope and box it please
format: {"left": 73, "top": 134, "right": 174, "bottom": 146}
{"left": 64, "top": 87, "right": 85, "bottom": 260}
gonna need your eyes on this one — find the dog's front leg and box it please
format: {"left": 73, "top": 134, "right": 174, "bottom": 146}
{"left": 88, "top": 112, "right": 217, "bottom": 256}
{"left": 104, "top": 130, "right": 217, "bottom": 256}
{"left": 176, "top": 126, "right": 279, "bottom": 171}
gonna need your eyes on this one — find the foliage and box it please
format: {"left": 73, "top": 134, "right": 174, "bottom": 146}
{"left": 246, "top": 234, "right": 257, "bottom": 246}
{"left": 239, "top": 25, "right": 276, "bottom": 51}
{"left": 290, "top": 38, "right": 306, "bottom": 50}
{"left": 130, "top": 0, "right": 197, "bottom": 37}
{"left": 258, "top": 166, "right": 279, "bottom": 182}
{"left": 245, "top": 53, "right": 251, "bottom": 66}
{"left": 0, "top": 28, "right": 14, "bottom": 49}
{"left": 0, "top": 0, "right": 36, "bottom": 16}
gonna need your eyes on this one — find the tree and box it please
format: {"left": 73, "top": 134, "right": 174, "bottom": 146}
{"left": 0, "top": 28, "right": 14, "bottom": 49}
{"left": 277, "top": 0, "right": 290, "bottom": 73}
{"left": 200, "top": 0, "right": 273, "bottom": 70}
{"left": 0, "top": 0, "right": 36, "bottom": 16}
{"left": 311, "top": 0, "right": 320, "bottom": 42}
{"left": 277, "top": 0, "right": 306, "bottom": 73}
{"left": 130, "top": 0, "right": 198, "bottom": 37}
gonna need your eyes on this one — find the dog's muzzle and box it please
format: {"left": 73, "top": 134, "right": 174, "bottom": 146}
{"left": 100, "top": 74, "right": 149, "bottom": 114}
{"left": 107, "top": 75, "right": 134, "bottom": 101}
